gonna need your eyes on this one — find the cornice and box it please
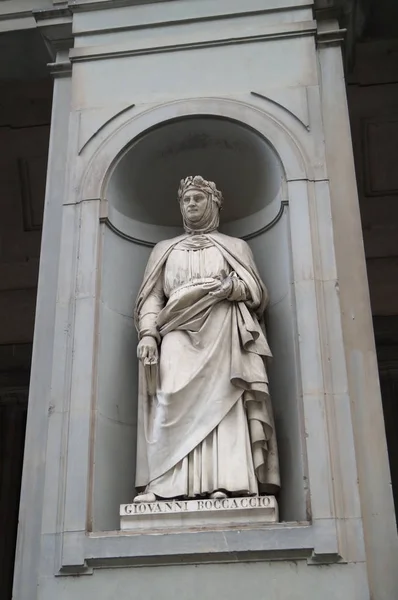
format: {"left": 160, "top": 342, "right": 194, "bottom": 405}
{"left": 33, "top": 6, "right": 73, "bottom": 73}
{"left": 67, "top": 0, "right": 186, "bottom": 12}
{"left": 314, "top": 0, "right": 372, "bottom": 71}
{"left": 70, "top": 20, "right": 316, "bottom": 62}
{"left": 316, "top": 25, "right": 347, "bottom": 47}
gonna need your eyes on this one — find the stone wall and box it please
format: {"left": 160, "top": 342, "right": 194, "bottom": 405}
{"left": 8, "top": 2, "right": 398, "bottom": 600}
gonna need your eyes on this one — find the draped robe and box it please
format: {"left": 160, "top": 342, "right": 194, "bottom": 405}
{"left": 134, "top": 231, "right": 280, "bottom": 497}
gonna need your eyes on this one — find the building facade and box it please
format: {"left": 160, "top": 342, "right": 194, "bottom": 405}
{"left": 0, "top": 1, "right": 397, "bottom": 599}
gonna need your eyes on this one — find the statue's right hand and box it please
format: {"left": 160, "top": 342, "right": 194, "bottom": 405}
{"left": 137, "top": 336, "right": 159, "bottom": 364}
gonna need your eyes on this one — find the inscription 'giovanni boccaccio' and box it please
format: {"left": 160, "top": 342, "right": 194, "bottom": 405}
{"left": 121, "top": 495, "right": 274, "bottom": 516}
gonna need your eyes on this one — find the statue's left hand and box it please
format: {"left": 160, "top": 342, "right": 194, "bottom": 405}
{"left": 209, "top": 270, "right": 234, "bottom": 300}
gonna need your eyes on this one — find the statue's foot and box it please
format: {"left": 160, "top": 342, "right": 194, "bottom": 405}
{"left": 133, "top": 492, "right": 157, "bottom": 503}
{"left": 210, "top": 490, "right": 228, "bottom": 500}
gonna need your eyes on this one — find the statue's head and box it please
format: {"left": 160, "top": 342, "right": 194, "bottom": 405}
{"left": 177, "top": 175, "right": 223, "bottom": 234}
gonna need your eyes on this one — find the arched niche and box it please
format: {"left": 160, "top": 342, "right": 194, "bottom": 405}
{"left": 92, "top": 111, "right": 307, "bottom": 531}
{"left": 105, "top": 116, "right": 285, "bottom": 243}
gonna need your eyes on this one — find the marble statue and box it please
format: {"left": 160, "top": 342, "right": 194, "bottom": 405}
{"left": 133, "top": 176, "right": 280, "bottom": 503}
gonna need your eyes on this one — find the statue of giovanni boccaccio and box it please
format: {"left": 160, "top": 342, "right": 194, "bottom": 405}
{"left": 133, "top": 175, "right": 280, "bottom": 503}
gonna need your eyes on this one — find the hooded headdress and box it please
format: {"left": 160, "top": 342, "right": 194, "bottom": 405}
{"left": 178, "top": 175, "right": 223, "bottom": 234}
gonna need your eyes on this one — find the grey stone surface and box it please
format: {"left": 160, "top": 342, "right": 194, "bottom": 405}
{"left": 93, "top": 228, "right": 146, "bottom": 531}
{"left": 39, "top": 560, "right": 370, "bottom": 600}
{"left": 9, "top": 2, "right": 398, "bottom": 600}
{"left": 318, "top": 29, "right": 398, "bottom": 599}
{"left": 12, "top": 73, "right": 72, "bottom": 600}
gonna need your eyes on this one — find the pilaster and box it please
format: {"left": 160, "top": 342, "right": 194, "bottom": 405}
{"left": 317, "top": 18, "right": 398, "bottom": 600}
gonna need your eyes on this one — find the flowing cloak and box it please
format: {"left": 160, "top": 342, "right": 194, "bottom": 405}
{"left": 134, "top": 231, "right": 280, "bottom": 494}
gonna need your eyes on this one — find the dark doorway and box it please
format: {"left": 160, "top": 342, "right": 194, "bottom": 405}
{"left": 0, "top": 29, "right": 52, "bottom": 598}
{"left": 347, "top": 0, "right": 398, "bottom": 520}
{"left": 0, "top": 346, "right": 30, "bottom": 597}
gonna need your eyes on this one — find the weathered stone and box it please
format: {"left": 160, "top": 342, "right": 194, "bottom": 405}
{"left": 121, "top": 495, "right": 278, "bottom": 531}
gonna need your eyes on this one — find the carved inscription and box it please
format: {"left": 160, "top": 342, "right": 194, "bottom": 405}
{"left": 121, "top": 495, "right": 274, "bottom": 516}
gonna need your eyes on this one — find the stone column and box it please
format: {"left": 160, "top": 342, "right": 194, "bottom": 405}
{"left": 317, "top": 19, "right": 398, "bottom": 600}
{"left": 12, "top": 43, "right": 72, "bottom": 599}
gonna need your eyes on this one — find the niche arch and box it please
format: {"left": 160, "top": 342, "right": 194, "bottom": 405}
{"left": 89, "top": 99, "right": 309, "bottom": 531}
{"left": 80, "top": 96, "right": 312, "bottom": 202}
{"left": 104, "top": 115, "right": 287, "bottom": 245}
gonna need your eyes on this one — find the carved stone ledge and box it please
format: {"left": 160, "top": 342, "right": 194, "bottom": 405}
{"left": 55, "top": 521, "right": 346, "bottom": 574}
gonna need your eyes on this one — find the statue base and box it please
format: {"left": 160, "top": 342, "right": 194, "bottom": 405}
{"left": 120, "top": 495, "right": 278, "bottom": 532}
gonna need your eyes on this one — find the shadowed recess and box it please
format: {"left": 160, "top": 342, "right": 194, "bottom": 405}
{"left": 106, "top": 115, "right": 284, "bottom": 227}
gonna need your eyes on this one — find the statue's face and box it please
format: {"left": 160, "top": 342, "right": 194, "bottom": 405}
{"left": 181, "top": 189, "right": 208, "bottom": 222}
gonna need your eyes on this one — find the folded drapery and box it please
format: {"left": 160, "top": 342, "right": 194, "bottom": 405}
{"left": 134, "top": 231, "right": 280, "bottom": 497}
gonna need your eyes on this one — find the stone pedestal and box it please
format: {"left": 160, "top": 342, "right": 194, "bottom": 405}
{"left": 120, "top": 495, "right": 278, "bottom": 532}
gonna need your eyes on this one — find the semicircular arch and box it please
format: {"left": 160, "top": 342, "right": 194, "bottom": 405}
{"left": 80, "top": 96, "right": 312, "bottom": 203}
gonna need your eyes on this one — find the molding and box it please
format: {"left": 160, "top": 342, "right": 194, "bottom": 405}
{"left": 68, "top": 0, "right": 176, "bottom": 12}
{"left": 48, "top": 60, "right": 72, "bottom": 77}
{"left": 251, "top": 91, "right": 310, "bottom": 132}
{"left": 57, "top": 520, "right": 344, "bottom": 575}
{"left": 70, "top": 21, "right": 317, "bottom": 62}
{"left": 244, "top": 200, "right": 288, "bottom": 240}
{"left": 314, "top": 1, "right": 366, "bottom": 71}
{"left": 78, "top": 104, "right": 136, "bottom": 155}
{"left": 68, "top": 0, "right": 314, "bottom": 14}
{"left": 316, "top": 27, "right": 346, "bottom": 47}
{"left": 72, "top": 4, "right": 314, "bottom": 37}
{"left": 100, "top": 200, "right": 289, "bottom": 248}
{"left": 100, "top": 215, "right": 154, "bottom": 247}
{"left": 79, "top": 97, "right": 313, "bottom": 202}
{"left": 33, "top": 7, "right": 73, "bottom": 65}
{"left": 0, "top": 9, "right": 33, "bottom": 21}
